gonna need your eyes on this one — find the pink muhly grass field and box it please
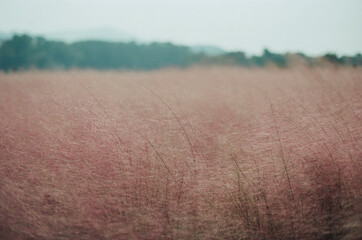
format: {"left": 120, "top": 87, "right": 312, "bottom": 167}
{"left": 0, "top": 66, "right": 361, "bottom": 239}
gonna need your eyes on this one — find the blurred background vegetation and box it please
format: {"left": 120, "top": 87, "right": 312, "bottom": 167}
{"left": 0, "top": 34, "right": 361, "bottom": 71}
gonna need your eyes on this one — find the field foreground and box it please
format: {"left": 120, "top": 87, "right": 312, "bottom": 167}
{"left": 0, "top": 67, "right": 361, "bottom": 239}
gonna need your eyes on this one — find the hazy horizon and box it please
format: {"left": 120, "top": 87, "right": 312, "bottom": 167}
{"left": 0, "top": 0, "right": 361, "bottom": 56}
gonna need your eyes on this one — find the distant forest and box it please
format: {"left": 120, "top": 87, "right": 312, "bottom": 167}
{"left": 0, "top": 35, "right": 361, "bottom": 71}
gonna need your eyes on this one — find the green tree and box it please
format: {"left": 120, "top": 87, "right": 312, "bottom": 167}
{"left": 0, "top": 35, "right": 33, "bottom": 71}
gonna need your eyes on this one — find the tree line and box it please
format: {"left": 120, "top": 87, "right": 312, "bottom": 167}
{"left": 0, "top": 34, "right": 361, "bottom": 71}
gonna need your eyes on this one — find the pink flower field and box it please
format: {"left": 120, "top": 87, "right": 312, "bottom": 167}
{"left": 0, "top": 66, "right": 361, "bottom": 239}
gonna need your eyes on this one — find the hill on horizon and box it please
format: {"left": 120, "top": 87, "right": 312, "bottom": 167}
{"left": 0, "top": 28, "right": 226, "bottom": 56}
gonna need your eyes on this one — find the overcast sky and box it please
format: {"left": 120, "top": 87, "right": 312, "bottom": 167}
{"left": 0, "top": 0, "right": 361, "bottom": 55}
